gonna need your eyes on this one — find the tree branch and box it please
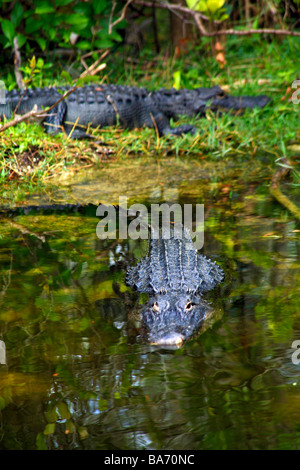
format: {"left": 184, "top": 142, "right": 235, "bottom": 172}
{"left": 269, "top": 158, "right": 300, "bottom": 221}
{"left": 109, "top": 0, "right": 134, "bottom": 34}
{"left": 203, "top": 28, "right": 300, "bottom": 37}
{"left": 133, "top": 0, "right": 215, "bottom": 23}
{"left": 129, "top": 0, "right": 300, "bottom": 37}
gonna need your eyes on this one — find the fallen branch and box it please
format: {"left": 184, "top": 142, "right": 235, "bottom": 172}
{"left": 80, "top": 55, "right": 108, "bottom": 78}
{"left": 269, "top": 158, "right": 300, "bottom": 221}
{"left": 0, "top": 104, "right": 41, "bottom": 133}
{"left": 0, "top": 85, "right": 79, "bottom": 134}
{"left": 2, "top": 218, "right": 46, "bottom": 242}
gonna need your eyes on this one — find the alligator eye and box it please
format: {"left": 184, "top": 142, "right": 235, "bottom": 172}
{"left": 152, "top": 302, "right": 159, "bottom": 313}
{"left": 185, "top": 302, "right": 194, "bottom": 311}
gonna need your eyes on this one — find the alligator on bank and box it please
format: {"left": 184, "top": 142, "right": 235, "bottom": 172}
{"left": 0, "top": 84, "right": 270, "bottom": 138}
{"left": 126, "top": 224, "right": 224, "bottom": 346}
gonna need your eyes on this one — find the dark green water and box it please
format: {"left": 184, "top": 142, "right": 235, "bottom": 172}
{"left": 0, "top": 160, "right": 299, "bottom": 450}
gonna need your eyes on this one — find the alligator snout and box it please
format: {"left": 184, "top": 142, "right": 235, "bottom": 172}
{"left": 141, "top": 293, "right": 208, "bottom": 347}
{"left": 148, "top": 332, "right": 184, "bottom": 348}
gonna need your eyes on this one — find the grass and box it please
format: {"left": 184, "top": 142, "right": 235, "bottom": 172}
{"left": 0, "top": 36, "right": 299, "bottom": 206}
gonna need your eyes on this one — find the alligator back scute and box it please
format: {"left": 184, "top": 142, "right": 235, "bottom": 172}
{"left": 126, "top": 225, "right": 224, "bottom": 296}
{"left": 126, "top": 258, "right": 155, "bottom": 294}
{"left": 195, "top": 254, "right": 224, "bottom": 293}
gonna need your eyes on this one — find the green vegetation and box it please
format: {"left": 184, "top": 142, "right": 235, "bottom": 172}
{"left": 1, "top": 35, "right": 299, "bottom": 207}
{"left": 0, "top": 2, "right": 299, "bottom": 205}
{"left": 0, "top": 1, "right": 300, "bottom": 450}
{"left": 0, "top": 180, "right": 299, "bottom": 449}
{"left": 0, "top": 0, "right": 124, "bottom": 81}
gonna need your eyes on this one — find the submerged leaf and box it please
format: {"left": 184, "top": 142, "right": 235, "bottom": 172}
{"left": 44, "top": 423, "right": 56, "bottom": 435}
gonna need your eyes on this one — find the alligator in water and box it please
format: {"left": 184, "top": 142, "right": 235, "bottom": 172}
{"left": 0, "top": 84, "right": 270, "bottom": 138}
{"left": 0, "top": 204, "right": 224, "bottom": 346}
{"left": 126, "top": 224, "right": 224, "bottom": 346}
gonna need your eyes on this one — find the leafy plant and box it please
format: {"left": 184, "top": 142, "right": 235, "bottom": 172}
{"left": 186, "top": 0, "right": 229, "bottom": 21}
{"left": 0, "top": 0, "right": 125, "bottom": 66}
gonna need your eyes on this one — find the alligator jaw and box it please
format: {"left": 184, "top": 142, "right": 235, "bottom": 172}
{"left": 149, "top": 332, "right": 184, "bottom": 348}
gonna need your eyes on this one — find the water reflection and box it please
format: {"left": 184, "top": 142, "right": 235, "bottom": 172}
{"left": 0, "top": 182, "right": 299, "bottom": 450}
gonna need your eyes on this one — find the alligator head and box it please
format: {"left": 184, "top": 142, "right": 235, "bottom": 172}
{"left": 141, "top": 293, "right": 210, "bottom": 347}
